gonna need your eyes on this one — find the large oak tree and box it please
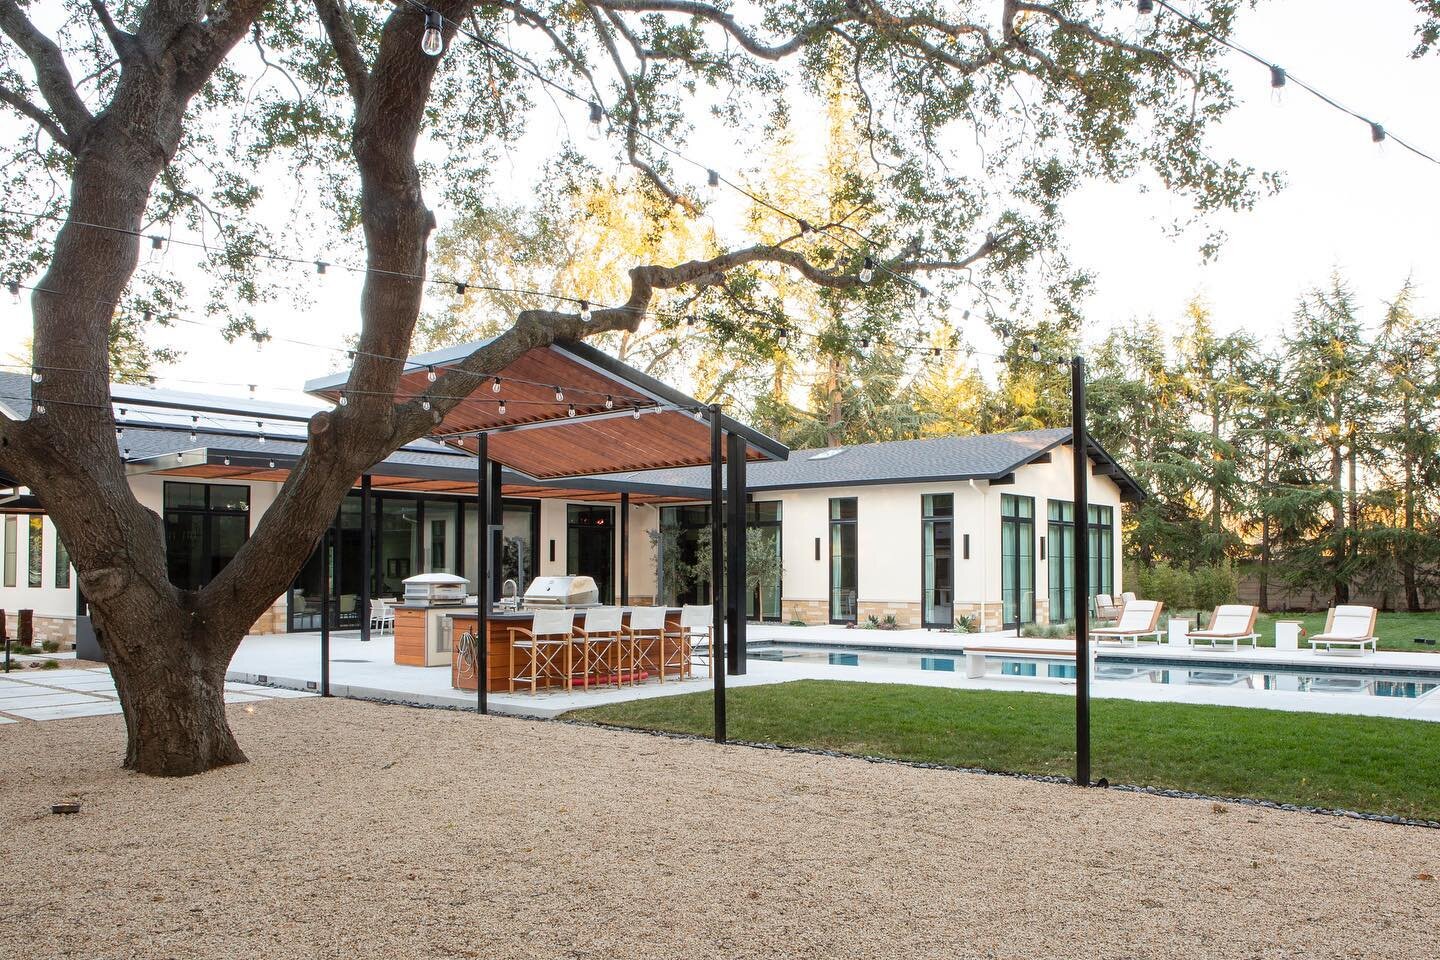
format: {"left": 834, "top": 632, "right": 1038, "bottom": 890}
{"left": 0, "top": 0, "right": 1259, "bottom": 775}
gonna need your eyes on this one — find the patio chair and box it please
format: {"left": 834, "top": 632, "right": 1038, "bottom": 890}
{"left": 623, "top": 606, "right": 666, "bottom": 685}
{"left": 574, "top": 606, "right": 625, "bottom": 689}
{"left": 369, "top": 598, "right": 395, "bottom": 636}
{"left": 1307, "top": 605, "right": 1379, "bottom": 655}
{"left": 1093, "top": 593, "right": 1122, "bottom": 622}
{"left": 668, "top": 605, "right": 714, "bottom": 677}
{"left": 509, "top": 608, "right": 577, "bottom": 693}
{"left": 1120, "top": 591, "right": 1137, "bottom": 604}
{"left": 1186, "top": 604, "right": 1260, "bottom": 650}
{"left": 1089, "top": 599, "right": 1164, "bottom": 646}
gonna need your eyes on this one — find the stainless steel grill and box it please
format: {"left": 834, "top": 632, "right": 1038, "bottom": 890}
{"left": 522, "top": 575, "right": 599, "bottom": 609}
{"left": 402, "top": 572, "right": 469, "bottom": 606}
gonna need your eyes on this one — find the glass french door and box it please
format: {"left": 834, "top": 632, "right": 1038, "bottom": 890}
{"left": 828, "top": 497, "right": 858, "bottom": 623}
{"left": 1000, "top": 494, "right": 1035, "bottom": 629}
{"left": 922, "top": 494, "right": 954, "bottom": 628}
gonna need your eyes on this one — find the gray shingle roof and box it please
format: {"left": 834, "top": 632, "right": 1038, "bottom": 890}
{"left": 578, "top": 427, "right": 1145, "bottom": 501}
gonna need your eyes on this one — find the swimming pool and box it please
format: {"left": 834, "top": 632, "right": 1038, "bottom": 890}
{"left": 746, "top": 645, "right": 1440, "bottom": 700}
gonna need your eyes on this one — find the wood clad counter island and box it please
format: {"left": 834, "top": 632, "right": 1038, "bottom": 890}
{"left": 445, "top": 608, "right": 686, "bottom": 693}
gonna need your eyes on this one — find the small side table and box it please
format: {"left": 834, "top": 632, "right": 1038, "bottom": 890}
{"left": 1167, "top": 618, "right": 1191, "bottom": 646}
{"left": 1275, "top": 620, "right": 1303, "bottom": 651}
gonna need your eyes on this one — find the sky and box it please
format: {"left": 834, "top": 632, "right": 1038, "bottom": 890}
{"left": 2, "top": 0, "right": 1437, "bottom": 406}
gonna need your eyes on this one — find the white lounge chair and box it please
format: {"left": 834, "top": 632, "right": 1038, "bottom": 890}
{"left": 1187, "top": 604, "right": 1260, "bottom": 650}
{"left": 1089, "top": 600, "right": 1164, "bottom": 646}
{"left": 1308, "top": 605, "right": 1378, "bottom": 655}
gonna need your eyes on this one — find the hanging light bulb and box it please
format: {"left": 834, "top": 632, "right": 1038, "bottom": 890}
{"left": 604, "top": 395, "right": 614, "bottom": 410}
{"left": 1270, "top": 65, "right": 1287, "bottom": 90}
{"left": 632, "top": 407, "right": 641, "bottom": 421}
{"left": 148, "top": 235, "right": 164, "bottom": 260}
{"left": 1137, "top": 0, "right": 1155, "bottom": 18}
{"left": 554, "top": 387, "right": 564, "bottom": 402}
{"left": 420, "top": 7, "right": 444, "bottom": 56}
{"left": 6, "top": 280, "right": 19, "bottom": 303}
{"left": 34, "top": 402, "right": 45, "bottom": 415}
{"left": 702, "top": 168, "right": 720, "bottom": 199}
{"left": 567, "top": 403, "right": 577, "bottom": 418}
{"left": 587, "top": 101, "right": 604, "bottom": 140}
{"left": 338, "top": 394, "right": 348, "bottom": 407}
{"left": 314, "top": 260, "right": 328, "bottom": 275}
{"left": 859, "top": 256, "right": 876, "bottom": 284}
{"left": 579, "top": 300, "right": 592, "bottom": 323}
{"left": 1371, "top": 122, "right": 1386, "bottom": 143}
{"left": 268, "top": 459, "right": 275, "bottom": 469}
{"left": 497, "top": 399, "right": 507, "bottom": 415}
{"left": 962, "top": 309, "right": 972, "bottom": 321}
{"left": 257, "top": 421, "right": 266, "bottom": 444}
{"left": 116, "top": 427, "right": 124, "bottom": 439}
{"left": 426, "top": 365, "right": 437, "bottom": 382}
{"left": 421, "top": 399, "right": 431, "bottom": 412}
{"left": 777, "top": 327, "right": 789, "bottom": 344}
{"left": 455, "top": 281, "right": 467, "bottom": 296}
{"left": 1030, "top": 341, "right": 1044, "bottom": 363}
{"left": 223, "top": 457, "right": 230, "bottom": 466}
{"left": 31, "top": 370, "right": 41, "bottom": 384}
{"left": 858, "top": 336, "right": 871, "bottom": 350}
{"left": 685, "top": 315, "right": 695, "bottom": 327}
{"left": 176, "top": 453, "right": 183, "bottom": 463}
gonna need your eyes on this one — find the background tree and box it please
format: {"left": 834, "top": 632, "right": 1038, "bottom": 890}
{"left": 0, "top": 0, "right": 1268, "bottom": 775}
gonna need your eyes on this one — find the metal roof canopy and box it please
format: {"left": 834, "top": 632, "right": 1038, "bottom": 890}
{"left": 303, "top": 338, "right": 788, "bottom": 480}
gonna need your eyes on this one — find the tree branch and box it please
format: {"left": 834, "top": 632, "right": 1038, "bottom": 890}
{"left": 592, "top": 0, "right": 847, "bottom": 60}
{"left": 312, "top": 0, "right": 370, "bottom": 104}
{"left": 0, "top": 1, "right": 93, "bottom": 140}
{"left": 86, "top": 0, "right": 136, "bottom": 60}
{"left": 0, "top": 82, "right": 72, "bottom": 150}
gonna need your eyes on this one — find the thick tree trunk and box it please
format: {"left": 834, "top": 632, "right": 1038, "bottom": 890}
{"left": 110, "top": 627, "right": 246, "bottom": 775}
{"left": 1330, "top": 436, "right": 1348, "bottom": 605}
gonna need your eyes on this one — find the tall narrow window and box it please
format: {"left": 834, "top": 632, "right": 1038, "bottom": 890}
{"left": 2, "top": 517, "right": 14, "bottom": 588}
{"left": 27, "top": 516, "right": 42, "bottom": 588}
{"left": 1047, "top": 500, "right": 1076, "bottom": 622}
{"left": 921, "top": 494, "right": 954, "bottom": 628}
{"left": 1088, "top": 504, "right": 1115, "bottom": 602}
{"left": 828, "top": 497, "right": 858, "bottom": 623}
{"left": 1000, "top": 494, "right": 1035, "bottom": 628}
{"left": 54, "top": 534, "right": 71, "bottom": 589}
{"left": 745, "top": 501, "right": 783, "bottom": 621}
{"left": 163, "top": 482, "right": 250, "bottom": 590}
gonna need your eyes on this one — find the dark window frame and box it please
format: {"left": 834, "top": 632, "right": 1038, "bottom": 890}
{"left": 163, "top": 481, "right": 251, "bottom": 591}
{"left": 828, "top": 496, "right": 858, "bottom": 624}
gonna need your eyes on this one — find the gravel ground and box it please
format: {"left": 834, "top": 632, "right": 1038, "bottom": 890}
{"left": 2, "top": 698, "right": 1437, "bottom": 960}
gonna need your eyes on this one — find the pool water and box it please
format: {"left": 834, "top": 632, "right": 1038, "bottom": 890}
{"left": 746, "top": 645, "right": 1440, "bottom": 699}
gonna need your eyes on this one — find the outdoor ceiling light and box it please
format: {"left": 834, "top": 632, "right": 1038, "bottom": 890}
{"left": 420, "top": 8, "right": 444, "bottom": 56}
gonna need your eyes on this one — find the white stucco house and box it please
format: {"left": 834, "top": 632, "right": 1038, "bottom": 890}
{"left": 0, "top": 366, "right": 1141, "bottom": 645}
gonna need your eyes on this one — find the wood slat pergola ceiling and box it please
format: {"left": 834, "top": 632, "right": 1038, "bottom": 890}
{"left": 145, "top": 463, "right": 695, "bottom": 505}
{"left": 304, "top": 340, "right": 786, "bottom": 481}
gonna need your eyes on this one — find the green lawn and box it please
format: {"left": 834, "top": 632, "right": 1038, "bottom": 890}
{"left": 1166, "top": 610, "right": 1440, "bottom": 654}
{"left": 567, "top": 680, "right": 1440, "bottom": 821}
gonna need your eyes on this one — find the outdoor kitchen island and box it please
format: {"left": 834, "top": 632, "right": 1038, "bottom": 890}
{"left": 445, "top": 607, "right": 689, "bottom": 693}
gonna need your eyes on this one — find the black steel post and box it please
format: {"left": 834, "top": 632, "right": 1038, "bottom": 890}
{"left": 359, "top": 475, "right": 372, "bottom": 642}
{"left": 620, "top": 491, "right": 630, "bottom": 606}
{"left": 725, "top": 431, "right": 747, "bottom": 675}
{"left": 476, "top": 433, "right": 489, "bottom": 714}
{"left": 709, "top": 404, "right": 726, "bottom": 743}
{"left": 320, "top": 527, "right": 332, "bottom": 697}
{"left": 489, "top": 457, "right": 503, "bottom": 602}
{"left": 1072, "top": 355, "right": 1091, "bottom": 786}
